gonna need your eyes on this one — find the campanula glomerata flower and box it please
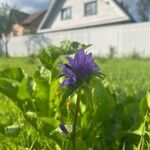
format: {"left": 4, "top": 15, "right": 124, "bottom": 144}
{"left": 59, "top": 49, "right": 99, "bottom": 88}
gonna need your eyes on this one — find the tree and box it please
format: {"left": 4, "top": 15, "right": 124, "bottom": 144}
{"left": 0, "top": 4, "right": 17, "bottom": 57}
{"left": 118, "top": 1, "right": 130, "bottom": 15}
{"left": 137, "top": 0, "right": 150, "bottom": 21}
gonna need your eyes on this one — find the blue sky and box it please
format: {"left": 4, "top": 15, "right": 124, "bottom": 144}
{"left": 0, "top": 0, "right": 136, "bottom": 13}
{"left": 0, "top": 0, "right": 52, "bottom": 13}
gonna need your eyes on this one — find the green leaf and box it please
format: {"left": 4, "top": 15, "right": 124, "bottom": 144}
{"left": 81, "top": 86, "right": 93, "bottom": 110}
{"left": 140, "top": 93, "right": 150, "bottom": 115}
{"left": 0, "top": 124, "right": 6, "bottom": 135}
{"left": 17, "top": 77, "right": 35, "bottom": 100}
{"left": 33, "top": 76, "right": 49, "bottom": 100}
{"left": 50, "top": 79, "right": 59, "bottom": 101}
{"left": 5, "top": 124, "right": 21, "bottom": 136}
{"left": 0, "top": 67, "right": 24, "bottom": 82}
{"left": 91, "top": 78, "right": 115, "bottom": 122}
{"left": 59, "top": 40, "right": 92, "bottom": 55}
{"left": 121, "top": 102, "right": 140, "bottom": 130}
{"left": 146, "top": 92, "right": 150, "bottom": 109}
{"left": 63, "top": 138, "right": 86, "bottom": 150}
{"left": 33, "top": 75, "right": 50, "bottom": 116}
{"left": 38, "top": 45, "right": 60, "bottom": 70}
{"left": 59, "top": 88, "right": 73, "bottom": 108}
{"left": 17, "top": 79, "right": 31, "bottom": 100}
{"left": 0, "top": 79, "right": 18, "bottom": 100}
{"left": 0, "top": 79, "right": 27, "bottom": 111}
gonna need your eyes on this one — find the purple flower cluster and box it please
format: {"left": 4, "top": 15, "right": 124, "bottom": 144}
{"left": 60, "top": 49, "right": 99, "bottom": 88}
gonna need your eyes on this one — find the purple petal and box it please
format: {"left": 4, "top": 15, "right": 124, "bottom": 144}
{"left": 67, "top": 57, "right": 75, "bottom": 66}
{"left": 61, "top": 67, "right": 74, "bottom": 76}
{"left": 57, "top": 63, "right": 65, "bottom": 67}
{"left": 61, "top": 78, "right": 70, "bottom": 87}
{"left": 59, "top": 123, "right": 68, "bottom": 135}
{"left": 69, "top": 75, "right": 76, "bottom": 84}
{"left": 91, "top": 63, "right": 99, "bottom": 72}
{"left": 86, "top": 52, "right": 92, "bottom": 61}
{"left": 74, "top": 49, "right": 85, "bottom": 64}
{"left": 61, "top": 76, "right": 76, "bottom": 87}
{"left": 60, "top": 49, "right": 99, "bottom": 88}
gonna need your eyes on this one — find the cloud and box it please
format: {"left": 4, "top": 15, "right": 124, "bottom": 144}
{"left": 0, "top": 0, "right": 52, "bottom": 13}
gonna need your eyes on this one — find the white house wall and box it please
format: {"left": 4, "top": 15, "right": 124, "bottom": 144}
{"left": 44, "top": 0, "right": 130, "bottom": 31}
{"left": 1, "top": 22, "right": 150, "bottom": 57}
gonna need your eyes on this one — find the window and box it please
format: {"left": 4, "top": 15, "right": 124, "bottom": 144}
{"left": 84, "top": 1, "right": 97, "bottom": 16}
{"left": 61, "top": 7, "right": 72, "bottom": 20}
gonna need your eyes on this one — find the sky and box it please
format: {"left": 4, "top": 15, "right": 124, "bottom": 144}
{"left": 0, "top": 0, "right": 52, "bottom": 13}
{"left": 0, "top": 0, "right": 136, "bottom": 13}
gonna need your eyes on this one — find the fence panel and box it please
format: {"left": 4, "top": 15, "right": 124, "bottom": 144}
{"left": 1, "top": 22, "right": 150, "bottom": 57}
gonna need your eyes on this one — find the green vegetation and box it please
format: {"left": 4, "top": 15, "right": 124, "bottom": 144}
{"left": 0, "top": 57, "right": 150, "bottom": 94}
{"left": 0, "top": 57, "right": 39, "bottom": 75}
{"left": 98, "top": 58, "right": 150, "bottom": 95}
{"left": 0, "top": 42, "right": 149, "bottom": 150}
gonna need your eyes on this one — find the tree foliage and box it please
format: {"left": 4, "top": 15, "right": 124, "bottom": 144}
{"left": 136, "top": 0, "right": 150, "bottom": 21}
{"left": 0, "top": 4, "right": 17, "bottom": 57}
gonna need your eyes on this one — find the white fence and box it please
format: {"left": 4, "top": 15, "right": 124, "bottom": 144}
{"left": 0, "top": 22, "right": 150, "bottom": 57}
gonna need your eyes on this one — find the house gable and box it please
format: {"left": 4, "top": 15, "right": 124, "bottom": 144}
{"left": 37, "top": 0, "right": 132, "bottom": 33}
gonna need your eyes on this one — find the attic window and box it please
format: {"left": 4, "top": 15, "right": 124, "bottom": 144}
{"left": 61, "top": 7, "right": 72, "bottom": 20}
{"left": 84, "top": 1, "right": 97, "bottom": 16}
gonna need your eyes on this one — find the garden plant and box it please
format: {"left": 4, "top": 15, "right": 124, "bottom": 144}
{"left": 0, "top": 41, "right": 149, "bottom": 150}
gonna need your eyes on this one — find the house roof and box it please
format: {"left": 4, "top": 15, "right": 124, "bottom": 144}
{"left": 9, "top": 9, "right": 29, "bottom": 24}
{"left": 37, "top": 0, "right": 134, "bottom": 33}
{"left": 37, "top": 0, "right": 60, "bottom": 31}
{"left": 113, "top": 0, "right": 135, "bottom": 22}
{"left": 22, "top": 10, "right": 46, "bottom": 25}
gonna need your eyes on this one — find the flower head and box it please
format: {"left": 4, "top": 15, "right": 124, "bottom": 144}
{"left": 59, "top": 49, "right": 99, "bottom": 88}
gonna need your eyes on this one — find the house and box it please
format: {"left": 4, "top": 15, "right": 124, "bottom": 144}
{"left": 9, "top": 9, "right": 28, "bottom": 36}
{"left": 3, "top": 0, "right": 150, "bottom": 58}
{"left": 22, "top": 10, "right": 46, "bottom": 33}
{"left": 10, "top": 9, "right": 46, "bottom": 36}
{"left": 37, "top": 0, "right": 134, "bottom": 33}
{"left": 9, "top": 9, "right": 29, "bottom": 23}
{"left": 12, "top": 23, "right": 25, "bottom": 36}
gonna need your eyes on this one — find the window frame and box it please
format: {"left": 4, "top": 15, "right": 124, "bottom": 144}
{"left": 84, "top": 1, "right": 98, "bottom": 17}
{"left": 61, "top": 7, "right": 72, "bottom": 20}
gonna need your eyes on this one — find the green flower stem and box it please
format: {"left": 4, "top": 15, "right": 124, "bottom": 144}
{"left": 72, "top": 93, "right": 80, "bottom": 150}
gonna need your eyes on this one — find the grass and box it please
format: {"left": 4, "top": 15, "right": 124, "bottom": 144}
{"left": 0, "top": 57, "right": 40, "bottom": 76}
{"left": 97, "top": 58, "right": 150, "bottom": 95}
{"left": 0, "top": 57, "right": 150, "bottom": 94}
